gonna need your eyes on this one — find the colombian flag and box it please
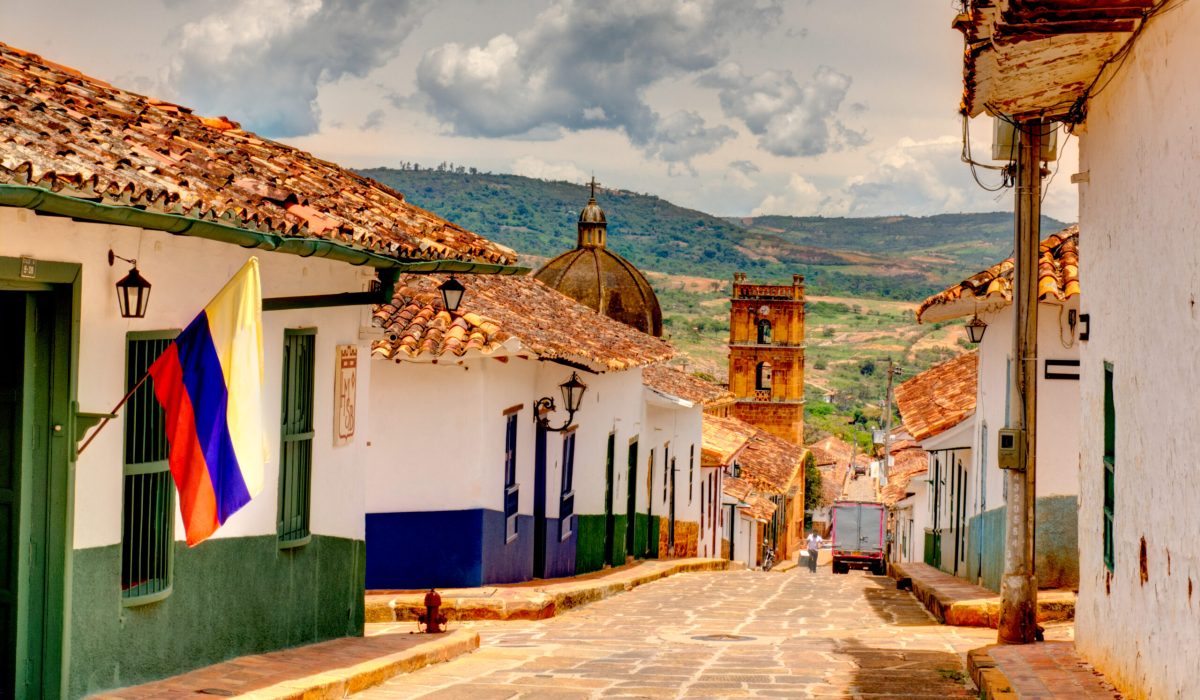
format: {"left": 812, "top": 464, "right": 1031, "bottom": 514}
{"left": 150, "top": 258, "right": 266, "bottom": 546}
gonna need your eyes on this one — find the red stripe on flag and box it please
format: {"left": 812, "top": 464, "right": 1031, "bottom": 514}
{"left": 150, "top": 344, "right": 220, "bottom": 545}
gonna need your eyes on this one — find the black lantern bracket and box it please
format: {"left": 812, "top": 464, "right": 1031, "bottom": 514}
{"left": 109, "top": 249, "right": 152, "bottom": 318}
{"left": 534, "top": 372, "right": 588, "bottom": 432}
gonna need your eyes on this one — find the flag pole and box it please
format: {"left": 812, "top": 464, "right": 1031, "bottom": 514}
{"left": 76, "top": 371, "right": 150, "bottom": 456}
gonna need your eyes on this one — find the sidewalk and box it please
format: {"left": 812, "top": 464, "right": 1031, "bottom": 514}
{"left": 367, "top": 557, "right": 730, "bottom": 623}
{"left": 968, "top": 643, "right": 1123, "bottom": 699}
{"left": 891, "top": 561, "right": 1075, "bottom": 628}
{"left": 94, "top": 626, "right": 478, "bottom": 699}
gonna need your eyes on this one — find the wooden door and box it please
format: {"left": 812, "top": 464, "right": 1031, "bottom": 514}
{"left": 625, "top": 439, "right": 637, "bottom": 558}
{"left": 603, "top": 433, "right": 615, "bottom": 566}
{"left": 0, "top": 294, "right": 25, "bottom": 699}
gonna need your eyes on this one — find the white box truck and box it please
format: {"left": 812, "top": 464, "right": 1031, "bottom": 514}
{"left": 830, "top": 500, "right": 886, "bottom": 575}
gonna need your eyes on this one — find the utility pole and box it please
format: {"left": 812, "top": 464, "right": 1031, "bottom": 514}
{"left": 998, "top": 117, "right": 1044, "bottom": 644}
{"left": 881, "top": 358, "right": 900, "bottom": 481}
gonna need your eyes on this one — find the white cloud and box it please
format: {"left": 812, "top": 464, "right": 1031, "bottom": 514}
{"left": 752, "top": 173, "right": 825, "bottom": 215}
{"left": 511, "top": 156, "right": 588, "bottom": 184}
{"left": 702, "top": 63, "right": 866, "bottom": 157}
{"left": 416, "top": 0, "right": 780, "bottom": 163}
{"left": 169, "top": 0, "right": 429, "bottom": 137}
{"left": 726, "top": 159, "right": 761, "bottom": 189}
{"left": 753, "top": 135, "right": 1029, "bottom": 217}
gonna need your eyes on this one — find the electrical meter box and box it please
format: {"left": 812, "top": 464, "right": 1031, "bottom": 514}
{"left": 997, "top": 428, "right": 1026, "bottom": 471}
{"left": 992, "top": 118, "right": 1058, "bottom": 161}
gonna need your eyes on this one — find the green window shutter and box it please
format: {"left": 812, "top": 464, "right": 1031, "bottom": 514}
{"left": 278, "top": 329, "right": 316, "bottom": 548}
{"left": 1103, "top": 362, "right": 1115, "bottom": 572}
{"left": 121, "top": 330, "right": 178, "bottom": 606}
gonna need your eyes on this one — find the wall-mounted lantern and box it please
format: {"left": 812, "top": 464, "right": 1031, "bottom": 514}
{"left": 109, "top": 250, "right": 151, "bottom": 318}
{"left": 534, "top": 372, "right": 589, "bottom": 432}
{"left": 438, "top": 276, "right": 465, "bottom": 313}
{"left": 966, "top": 313, "right": 988, "bottom": 344}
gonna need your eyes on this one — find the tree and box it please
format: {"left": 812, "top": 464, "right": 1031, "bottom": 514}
{"left": 803, "top": 451, "right": 824, "bottom": 513}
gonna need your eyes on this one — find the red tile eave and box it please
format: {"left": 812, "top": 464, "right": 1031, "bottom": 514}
{"left": 895, "top": 351, "right": 978, "bottom": 443}
{"left": 371, "top": 274, "right": 673, "bottom": 369}
{"left": 916, "top": 226, "right": 1079, "bottom": 323}
{"left": 0, "top": 42, "right": 516, "bottom": 266}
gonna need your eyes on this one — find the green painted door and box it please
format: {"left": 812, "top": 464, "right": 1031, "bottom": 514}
{"left": 603, "top": 433, "right": 615, "bottom": 567}
{"left": 0, "top": 285, "right": 70, "bottom": 700}
{"left": 1, "top": 293, "right": 52, "bottom": 700}
{"left": 624, "top": 440, "right": 637, "bottom": 558}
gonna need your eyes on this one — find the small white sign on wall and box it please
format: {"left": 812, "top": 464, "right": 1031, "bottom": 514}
{"left": 334, "top": 345, "right": 357, "bottom": 446}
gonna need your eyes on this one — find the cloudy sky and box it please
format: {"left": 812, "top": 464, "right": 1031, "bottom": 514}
{"left": 3, "top": 0, "right": 1078, "bottom": 221}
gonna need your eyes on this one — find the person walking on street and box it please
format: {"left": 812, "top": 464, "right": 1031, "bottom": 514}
{"left": 806, "top": 531, "right": 823, "bottom": 573}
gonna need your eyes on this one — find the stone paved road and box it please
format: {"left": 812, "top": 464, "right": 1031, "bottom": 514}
{"left": 358, "top": 568, "right": 997, "bottom": 699}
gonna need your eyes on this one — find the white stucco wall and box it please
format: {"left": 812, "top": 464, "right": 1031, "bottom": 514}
{"left": 971, "top": 299, "right": 1082, "bottom": 516}
{"left": 1072, "top": 6, "right": 1200, "bottom": 697}
{"left": 640, "top": 399, "right": 703, "bottom": 531}
{"left": 0, "top": 208, "right": 374, "bottom": 549}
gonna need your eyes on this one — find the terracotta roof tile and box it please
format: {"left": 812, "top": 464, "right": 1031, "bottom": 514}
{"left": 916, "top": 226, "right": 1079, "bottom": 323}
{"left": 738, "top": 430, "right": 804, "bottom": 496}
{"left": 701, "top": 414, "right": 756, "bottom": 468}
{"left": 371, "top": 274, "right": 673, "bottom": 371}
{"left": 894, "top": 351, "right": 978, "bottom": 442}
{"left": 880, "top": 444, "right": 929, "bottom": 506}
{"left": 722, "top": 476, "right": 776, "bottom": 521}
{"left": 0, "top": 42, "right": 515, "bottom": 266}
{"left": 642, "top": 365, "right": 735, "bottom": 407}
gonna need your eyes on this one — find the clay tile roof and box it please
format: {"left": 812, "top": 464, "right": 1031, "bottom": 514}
{"left": 917, "top": 226, "right": 1079, "bottom": 323}
{"left": 894, "top": 351, "right": 978, "bottom": 443}
{"left": 738, "top": 431, "right": 804, "bottom": 496}
{"left": 371, "top": 274, "right": 673, "bottom": 371}
{"left": 642, "top": 365, "right": 735, "bottom": 407}
{"left": 809, "top": 435, "right": 853, "bottom": 467}
{"left": 701, "top": 414, "right": 756, "bottom": 468}
{"left": 742, "top": 494, "right": 777, "bottom": 522}
{"left": 722, "top": 476, "right": 776, "bottom": 521}
{"left": 880, "top": 444, "right": 929, "bottom": 506}
{"left": 0, "top": 42, "right": 515, "bottom": 266}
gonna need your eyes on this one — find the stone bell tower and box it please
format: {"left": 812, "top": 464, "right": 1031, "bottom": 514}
{"left": 726, "top": 273, "right": 805, "bottom": 444}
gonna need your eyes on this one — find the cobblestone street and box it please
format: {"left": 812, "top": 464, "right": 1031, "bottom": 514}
{"left": 359, "top": 567, "right": 998, "bottom": 699}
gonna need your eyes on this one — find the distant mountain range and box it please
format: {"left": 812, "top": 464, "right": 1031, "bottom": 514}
{"left": 359, "top": 167, "right": 1067, "bottom": 301}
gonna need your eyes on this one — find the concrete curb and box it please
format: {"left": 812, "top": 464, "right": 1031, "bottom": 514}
{"left": 375, "top": 558, "right": 730, "bottom": 623}
{"left": 967, "top": 646, "right": 1018, "bottom": 700}
{"left": 238, "top": 629, "right": 480, "bottom": 700}
{"left": 891, "top": 562, "right": 1075, "bottom": 628}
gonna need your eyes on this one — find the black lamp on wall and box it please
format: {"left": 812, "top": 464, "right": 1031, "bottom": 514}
{"left": 109, "top": 250, "right": 151, "bottom": 318}
{"left": 438, "top": 276, "right": 465, "bottom": 313}
{"left": 534, "top": 372, "right": 589, "bottom": 432}
{"left": 966, "top": 313, "right": 988, "bottom": 344}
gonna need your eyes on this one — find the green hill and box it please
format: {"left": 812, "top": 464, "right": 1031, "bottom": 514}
{"left": 359, "top": 167, "right": 1066, "bottom": 300}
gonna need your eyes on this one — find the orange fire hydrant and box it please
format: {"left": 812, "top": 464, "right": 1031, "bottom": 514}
{"left": 418, "top": 588, "right": 447, "bottom": 633}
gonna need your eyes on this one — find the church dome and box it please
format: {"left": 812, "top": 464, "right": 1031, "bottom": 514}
{"left": 534, "top": 181, "right": 663, "bottom": 337}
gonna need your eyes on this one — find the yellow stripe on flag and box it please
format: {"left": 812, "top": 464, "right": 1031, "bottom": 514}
{"left": 203, "top": 257, "right": 266, "bottom": 497}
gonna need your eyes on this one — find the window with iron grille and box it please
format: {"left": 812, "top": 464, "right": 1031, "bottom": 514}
{"left": 278, "top": 329, "right": 316, "bottom": 548}
{"left": 662, "top": 443, "right": 669, "bottom": 502}
{"left": 121, "top": 331, "right": 177, "bottom": 605}
{"left": 559, "top": 431, "right": 576, "bottom": 540}
{"left": 1103, "top": 362, "right": 1115, "bottom": 572}
{"left": 504, "top": 413, "right": 519, "bottom": 542}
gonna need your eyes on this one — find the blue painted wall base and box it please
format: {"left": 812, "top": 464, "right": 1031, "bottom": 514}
{"left": 966, "top": 495, "right": 1079, "bottom": 592}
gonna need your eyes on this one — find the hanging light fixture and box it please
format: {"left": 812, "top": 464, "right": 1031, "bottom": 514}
{"left": 438, "top": 276, "right": 466, "bottom": 313}
{"left": 966, "top": 313, "right": 988, "bottom": 344}
{"left": 109, "top": 250, "right": 151, "bottom": 318}
{"left": 534, "top": 372, "right": 589, "bottom": 432}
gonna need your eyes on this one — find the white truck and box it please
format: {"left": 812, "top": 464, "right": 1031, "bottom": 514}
{"left": 830, "top": 500, "right": 886, "bottom": 575}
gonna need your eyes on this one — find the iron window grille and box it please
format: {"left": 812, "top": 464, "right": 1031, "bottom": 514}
{"left": 1103, "top": 362, "right": 1115, "bottom": 572}
{"left": 559, "top": 432, "right": 576, "bottom": 540}
{"left": 662, "top": 444, "right": 669, "bottom": 502}
{"left": 504, "top": 413, "right": 519, "bottom": 542}
{"left": 688, "top": 445, "right": 695, "bottom": 503}
{"left": 278, "top": 329, "right": 315, "bottom": 548}
{"left": 121, "top": 331, "right": 177, "bottom": 606}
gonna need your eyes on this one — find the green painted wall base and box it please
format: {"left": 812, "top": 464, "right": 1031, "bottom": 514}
{"left": 966, "top": 495, "right": 1079, "bottom": 593}
{"left": 573, "top": 514, "right": 631, "bottom": 574}
{"left": 69, "top": 534, "right": 364, "bottom": 698}
{"left": 633, "top": 513, "right": 659, "bottom": 559}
